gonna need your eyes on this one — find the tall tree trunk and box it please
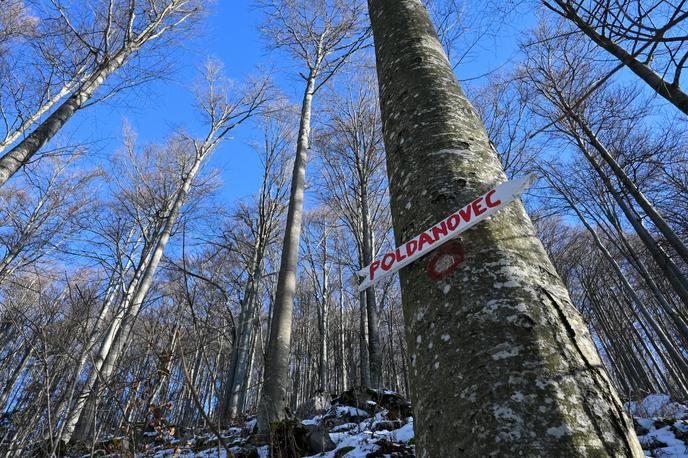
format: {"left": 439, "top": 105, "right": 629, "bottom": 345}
{"left": 318, "top": 260, "right": 329, "bottom": 392}
{"left": 71, "top": 305, "right": 141, "bottom": 442}
{"left": 180, "top": 348, "right": 203, "bottom": 426}
{"left": 361, "top": 186, "right": 382, "bottom": 388}
{"left": 240, "top": 309, "right": 260, "bottom": 412}
{"left": 222, "top": 245, "right": 263, "bottom": 421}
{"left": 367, "top": 1, "right": 643, "bottom": 455}
{"left": 258, "top": 72, "right": 316, "bottom": 433}
{"left": 358, "top": 289, "right": 371, "bottom": 387}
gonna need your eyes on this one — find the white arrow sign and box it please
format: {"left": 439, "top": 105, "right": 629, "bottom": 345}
{"left": 357, "top": 173, "right": 537, "bottom": 291}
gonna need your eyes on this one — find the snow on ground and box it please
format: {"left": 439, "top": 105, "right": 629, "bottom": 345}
{"left": 627, "top": 395, "right": 688, "bottom": 457}
{"left": 305, "top": 413, "right": 414, "bottom": 458}
{"left": 81, "top": 392, "right": 688, "bottom": 457}
{"left": 333, "top": 406, "right": 369, "bottom": 418}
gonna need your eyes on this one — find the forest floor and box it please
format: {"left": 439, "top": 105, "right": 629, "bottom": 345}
{"left": 67, "top": 389, "right": 688, "bottom": 457}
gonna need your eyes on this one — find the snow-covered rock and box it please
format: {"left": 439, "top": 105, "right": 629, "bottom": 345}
{"left": 629, "top": 394, "right": 688, "bottom": 457}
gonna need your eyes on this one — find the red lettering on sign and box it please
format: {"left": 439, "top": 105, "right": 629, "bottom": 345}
{"left": 447, "top": 214, "right": 461, "bottom": 231}
{"left": 431, "top": 221, "right": 448, "bottom": 241}
{"left": 369, "top": 261, "right": 381, "bottom": 281}
{"left": 418, "top": 232, "right": 434, "bottom": 251}
{"left": 381, "top": 253, "right": 396, "bottom": 271}
{"left": 459, "top": 205, "right": 473, "bottom": 223}
{"left": 472, "top": 197, "right": 486, "bottom": 216}
{"left": 406, "top": 239, "right": 418, "bottom": 257}
{"left": 485, "top": 189, "right": 501, "bottom": 208}
{"left": 395, "top": 246, "right": 407, "bottom": 263}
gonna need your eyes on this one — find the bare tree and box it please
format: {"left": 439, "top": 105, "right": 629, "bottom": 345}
{"left": 315, "top": 69, "right": 390, "bottom": 388}
{"left": 58, "top": 62, "right": 267, "bottom": 444}
{"left": 301, "top": 209, "right": 336, "bottom": 394}
{"left": 219, "top": 105, "right": 291, "bottom": 421}
{"left": 544, "top": 0, "right": 688, "bottom": 114}
{"left": 0, "top": 153, "right": 98, "bottom": 284}
{"left": 518, "top": 15, "right": 688, "bottom": 401}
{"left": 537, "top": 161, "right": 688, "bottom": 398}
{"left": 0, "top": 0, "right": 36, "bottom": 52}
{"left": 522, "top": 23, "right": 688, "bottom": 308}
{"left": 471, "top": 74, "right": 540, "bottom": 177}
{"left": 0, "top": 0, "right": 205, "bottom": 187}
{"left": 256, "top": 0, "right": 369, "bottom": 434}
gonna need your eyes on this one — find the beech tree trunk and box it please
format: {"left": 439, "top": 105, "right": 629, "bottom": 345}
{"left": 358, "top": 289, "right": 371, "bottom": 387}
{"left": 361, "top": 185, "right": 382, "bottom": 388}
{"left": 367, "top": 1, "right": 644, "bottom": 456}
{"left": 222, "top": 249, "right": 262, "bottom": 420}
{"left": 258, "top": 73, "right": 315, "bottom": 433}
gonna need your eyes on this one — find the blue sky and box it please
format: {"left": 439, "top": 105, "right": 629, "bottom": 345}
{"left": 70, "top": 2, "right": 271, "bottom": 205}
{"left": 61, "top": 1, "right": 535, "bottom": 208}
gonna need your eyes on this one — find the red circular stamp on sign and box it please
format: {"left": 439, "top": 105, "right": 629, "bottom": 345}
{"left": 427, "top": 240, "right": 465, "bottom": 280}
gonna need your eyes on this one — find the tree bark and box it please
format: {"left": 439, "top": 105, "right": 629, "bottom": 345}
{"left": 367, "top": 1, "right": 644, "bottom": 455}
